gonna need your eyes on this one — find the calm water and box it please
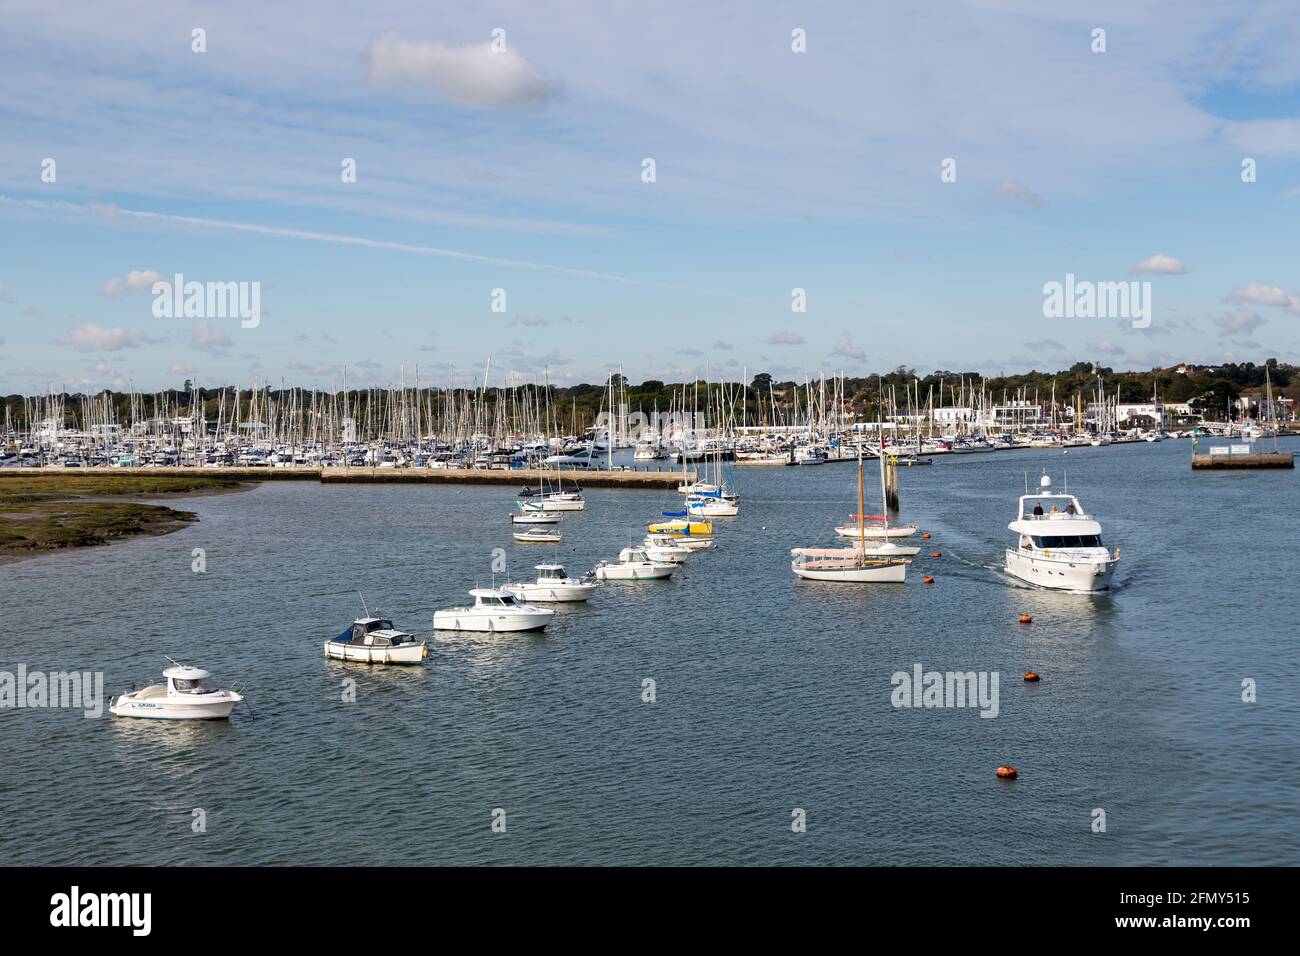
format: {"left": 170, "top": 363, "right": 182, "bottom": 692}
{"left": 3, "top": 439, "right": 1298, "bottom": 865}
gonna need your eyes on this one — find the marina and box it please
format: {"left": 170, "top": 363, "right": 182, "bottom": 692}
{"left": 4, "top": 437, "right": 1297, "bottom": 865}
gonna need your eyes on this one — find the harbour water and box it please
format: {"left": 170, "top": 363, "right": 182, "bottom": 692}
{"left": 3, "top": 438, "right": 1297, "bottom": 865}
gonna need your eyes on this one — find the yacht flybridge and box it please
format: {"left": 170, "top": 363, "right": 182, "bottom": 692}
{"left": 1005, "top": 471, "right": 1119, "bottom": 592}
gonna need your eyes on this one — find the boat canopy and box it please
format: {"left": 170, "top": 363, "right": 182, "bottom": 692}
{"left": 163, "top": 665, "right": 211, "bottom": 681}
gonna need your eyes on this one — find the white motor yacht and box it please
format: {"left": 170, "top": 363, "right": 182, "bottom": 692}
{"left": 513, "top": 527, "right": 562, "bottom": 544}
{"left": 594, "top": 547, "right": 676, "bottom": 581}
{"left": 641, "top": 536, "right": 690, "bottom": 563}
{"left": 433, "top": 588, "right": 555, "bottom": 632}
{"left": 325, "top": 616, "right": 427, "bottom": 664}
{"left": 1005, "top": 471, "right": 1119, "bottom": 592}
{"left": 503, "top": 564, "right": 599, "bottom": 602}
{"left": 109, "top": 663, "right": 244, "bottom": 720}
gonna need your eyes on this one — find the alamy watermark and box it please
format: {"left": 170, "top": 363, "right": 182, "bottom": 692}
{"left": 890, "top": 664, "right": 999, "bottom": 718}
{"left": 1, "top": 666, "right": 105, "bottom": 718}
{"left": 1043, "top": 273, "right": 1151, "bottom": 329}
{"left": 151, "top": 273, "right": 261, "bottom": 328}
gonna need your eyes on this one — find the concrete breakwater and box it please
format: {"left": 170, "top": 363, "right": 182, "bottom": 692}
{"left": 6, "top": 466, "right": 694, "bottom": 489}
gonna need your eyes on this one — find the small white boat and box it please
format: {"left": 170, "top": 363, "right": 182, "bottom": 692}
{"left": 641, "top": 536, "right": 690, "bottom": 563}
{"left": 513, "top": 527, "right": 562, "bottom": 544}
{"left": 687, "top": 494, "right": 740, "bottom": 517}
{"left": 433, "top": 588, "right": 555, "bottom": 632}
{"left": 520, "top": 495, "right": 585, "bottom": 512}
{"left": 1005, "top": 471, "right": 1119, "bottom": 592}
{"left": 834, "top": 518, "right": 918, "bottom": 539}
{"left": 677, "top": 481, "right": 717, "bottom": 495}
{"left": 109, "top": 663, "right": 244, "bottom": 720}
{"left": 325, "top": 616, "right": 428, "bottom": 664}
{"left": 594, "top": 547, "right": 676, "bottom": 581}
{"left": 511, "top": 510, "right": 561, "bottom": 525}
{"left": 852, "top": 540, "right": 922, "bottom": 557}
{"left": 503, "top": 563, "right": 599, "bottom": 602}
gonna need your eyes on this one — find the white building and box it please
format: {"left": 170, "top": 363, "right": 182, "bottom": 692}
{"left": 1116, "top": 402, "right": 1168, "bottom": 427}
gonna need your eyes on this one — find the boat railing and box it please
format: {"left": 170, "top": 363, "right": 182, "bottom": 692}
{"left": 1020, "top": 511, "right": 1090, "bottom": 521}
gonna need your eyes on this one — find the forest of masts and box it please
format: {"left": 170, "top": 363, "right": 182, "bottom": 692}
{"left": 3, "top": 371, "right": 1179, "bottom": 449}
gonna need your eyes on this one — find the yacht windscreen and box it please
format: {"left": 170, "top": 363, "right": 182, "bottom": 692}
{"left": 1034, "top": 534, "right": 1102, "bottom": 548}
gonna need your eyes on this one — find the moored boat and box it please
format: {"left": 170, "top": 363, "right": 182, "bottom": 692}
{"left": 109, "top": 663, "right": 244, "bottom": 720}
{"left": 325, "top": 616, "right": 428, "bottom": 664}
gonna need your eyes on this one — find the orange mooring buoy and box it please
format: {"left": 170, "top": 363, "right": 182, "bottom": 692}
{"left": 1018, "top": 614, "right": 1033, "bottom": 624}
{"left": 921, "top": 532, "right": 931, "bottom": 539}
{"left": 922, "top": 575, "right": 935, "bottom": 585}
{"left": 996, "top": 766, "right": 1018, "bottom": 780}
{"left": 931, "top": 550, "right": 941, "bottom": 558}
{"left": 1024, "top": 672, "right": 1040, "bottom": 682}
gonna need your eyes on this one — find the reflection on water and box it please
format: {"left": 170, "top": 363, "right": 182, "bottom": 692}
{"left": 2, "top": 438, "right": 1298, "bottom": 865}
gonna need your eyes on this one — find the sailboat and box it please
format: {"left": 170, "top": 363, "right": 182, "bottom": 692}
{"left": 791, "top": 438, "right": 910, "bottom": 582}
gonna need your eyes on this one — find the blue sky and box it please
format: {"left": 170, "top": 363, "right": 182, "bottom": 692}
{"left": 1, "top": 0, "right": 1299, "bottom": 392}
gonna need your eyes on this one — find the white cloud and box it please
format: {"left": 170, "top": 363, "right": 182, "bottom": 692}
{"left": 1215, "top": 308, "right": 1266, "bottom": 337}
{"left": 58, "top": 323, "right": 147, "bottom": 352}
{"left": 988, "top": 180, "right": 1044, "bottom": 209}
{"left": 1090, "top": 340, "right": 1126, "bottom": 356}
{"left": 831, "top": 337, "right": 866, "bottom": 361}
{"left": 768, "top": 332, "right": 805, "bottom": 346}
{"left": 102, "top": 269, "right": 163, "bottom": 297}
{"left": 1133, "top": 254, "right": 1186, "bottom": 275}
{"left": 191, "top": 319, "right": 232, "bottom": 352}
{"left": 368, "top": 35, "right": 561, "bottom": 109}
{"left": 1224, "top": 283, "right": 1300, "bottom": 313}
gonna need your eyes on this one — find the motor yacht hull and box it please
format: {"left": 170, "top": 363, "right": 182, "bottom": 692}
{"left": 432, "top": 608, "right": 554, "bottom": 631}
{"left": 595, "top": 564, "right": 674, "bottom": 581}
{"left": 502, "top": 581, "right": 597, "bottom": 602}
{"left": 1004, "top": 548, "right": 1116, "bottom": 592}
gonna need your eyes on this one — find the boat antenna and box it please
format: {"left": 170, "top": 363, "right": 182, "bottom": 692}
{"left": 358, "top": 592, "right": 370, "bottom": 618}
{"left": 163, "top": 654, "right": 183, "bottom": 668}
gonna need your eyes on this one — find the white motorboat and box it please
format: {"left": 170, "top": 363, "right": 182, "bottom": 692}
{"left": 793, "top": 445, "right": 828, "bottom": 465}
{"left": 109, "top": 663, "right": 244, "bottom": 720}
{"left": 594, "top": 547, "right": 676, "bottom": 581}
{"left": 641, "top": 536, "right": 690, "bottom": 563}
{"left": 325, "top": 616, "right": 428, "bottom": 664}
{"left": 511, "top": 510, "right": 561, "bottom": 525}
{"left": 503, "top": 563, "right": 599, "bottom": 602}
{"left": 433, "top": 588, "right": 555, "bottom": 632}
{"left": 1004, "top": 471, "right": 1119, "bottom": 592}
{"left": 513, "top": 527, "right": 562, "bottom": 544}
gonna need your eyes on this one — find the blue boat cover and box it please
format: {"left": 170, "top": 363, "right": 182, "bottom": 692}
{"left": 661, "top": 510, "right": 688, "bottom": 518}
{"left": 331, "top": 625, "right": 353, "bottom": 643}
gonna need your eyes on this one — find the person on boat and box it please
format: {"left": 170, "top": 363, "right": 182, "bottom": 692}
{"left": 1066, "top": 502, "right": 1077, "bottom": 515}
{"left": 1032, "top": 502, "right": 1044, "bottom": 516}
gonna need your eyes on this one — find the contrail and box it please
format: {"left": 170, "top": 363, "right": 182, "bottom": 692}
{"left": 0, "top": 195, "right": 695, "bottom": 290}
